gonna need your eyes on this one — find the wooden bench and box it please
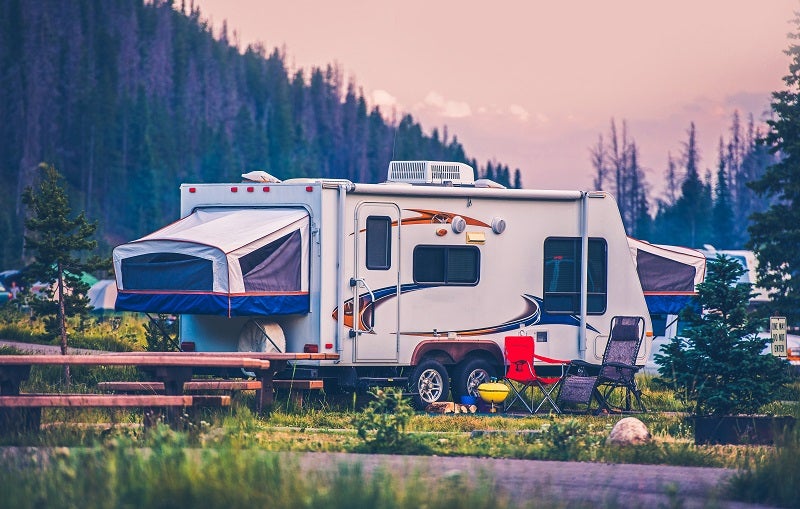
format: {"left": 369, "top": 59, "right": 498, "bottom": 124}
{"left": 0, "top": 394, "right": 230, "bottom": 407}
{"left": 0, "top": 352, "right": 337, "bottom": 430}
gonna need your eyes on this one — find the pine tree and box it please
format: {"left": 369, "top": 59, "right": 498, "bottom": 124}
{"left": 654, "top": 255, "right": 790, "bottom": 415}
{"left": 712, "top": 139, "right": 735, "bottom": 249}
{"left": 675, "top": 122, "right": 711, "bottom": 247}
{"left": 22, "top": 163, "right": 103, "bottom": 384}
{"left": 748, "top": 14, "right": 800, "bottom": 324}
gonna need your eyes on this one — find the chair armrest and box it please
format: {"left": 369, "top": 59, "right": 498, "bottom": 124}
{"left": 532, "top": 353, "right": 570, "bottom": 365}
{"left": 603, "top": 361, "right": 640, "bottom": 371}
{"left": 565, "top": 359, "right": 601, "bottom": 377}
{"left": 569, "top": 359, "right": 598, "bottom": 369}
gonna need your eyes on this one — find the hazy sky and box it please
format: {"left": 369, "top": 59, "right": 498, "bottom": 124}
{"left": 193, "top": 0, "right": 797, "bottom": 197}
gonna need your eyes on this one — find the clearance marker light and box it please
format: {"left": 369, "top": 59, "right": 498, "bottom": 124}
{"left": 231, "top": 187, "right": 238, "bottom": 192}
{"left": 306, "top": 186, "right": 313, "bottom": 192}
{"left": 263, "top": 186, "right": 270, "bottom": 192}
{"left": 188, "top": 187, "right": 196, "bottom": 193}
{"left": 247, "top": 186, "right": 254, "bottom": 192}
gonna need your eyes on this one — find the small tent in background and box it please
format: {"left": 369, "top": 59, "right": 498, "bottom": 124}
{"left": 88, "top": 279, "right": 118, "bottom": 313}
{"left": 627, "top": 238, "right": 706, "bottom": 316}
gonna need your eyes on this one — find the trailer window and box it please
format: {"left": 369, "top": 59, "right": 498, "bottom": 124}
{"left": 413, "top": 245, "right": 479, "bottom": 285}
{"left": 543, "top": 237, "right": 607, "bottom": 314}
{"left": 366, "top": 216, "right": 392, "bottom": 270}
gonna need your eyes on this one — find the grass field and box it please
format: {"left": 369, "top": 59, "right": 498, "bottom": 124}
{"left": 1, "top": 310, "right": 799, "bottom": 507}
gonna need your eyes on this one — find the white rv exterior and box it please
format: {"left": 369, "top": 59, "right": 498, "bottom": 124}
{"left": 113, "top": 161, "right": 653, "bottom": 406}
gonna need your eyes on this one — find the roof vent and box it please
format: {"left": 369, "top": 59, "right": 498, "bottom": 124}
{"left": 387, "top": 161, "right": 475, "bottom": 186}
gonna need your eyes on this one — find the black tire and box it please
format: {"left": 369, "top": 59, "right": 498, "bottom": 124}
{"left": 407, "top": 359, "right": 450, "bottom": 409}
{"left": 452, "top": 357, "right": 499, "bottom": 400}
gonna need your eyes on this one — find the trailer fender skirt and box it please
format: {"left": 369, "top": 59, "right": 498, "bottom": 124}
{"left": 116, "top": 292, "right": 310, "bottom": 317}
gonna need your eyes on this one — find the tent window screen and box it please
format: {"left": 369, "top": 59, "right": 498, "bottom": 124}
{"left": 365, "top": 216, "right": 391, "bottom": 270}
{"left": 543, "top": 237, "right": 607, "bottom": 314}
{"left": 636, "top": 251, "right": 696, "bottom": 292}
{"left": 122, "top": 253, "right": 212, "bottom": 291}
{"left": 238, "top": 230, "right": 301, "bottom": 292}
{"left": 413, "top": 245, "right": 479, "bottom": 285}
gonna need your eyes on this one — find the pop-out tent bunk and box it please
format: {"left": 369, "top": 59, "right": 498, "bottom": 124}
{"left": 627, "top": 238, "right": 706, "bottom": 316}
{"left": 112, "top": 207, "right": 310, "bottom": 317}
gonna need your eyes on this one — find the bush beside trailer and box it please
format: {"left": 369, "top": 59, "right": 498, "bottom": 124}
{"left": 113, "top": 161, "right": 653, "bottom": 407}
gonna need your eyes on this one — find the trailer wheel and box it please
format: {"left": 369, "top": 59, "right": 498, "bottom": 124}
{"left": 452, "top": 358, "right": 499, "bottom": 400}
{"left": 408, "top": 359, "right": 449, "bottom": 409}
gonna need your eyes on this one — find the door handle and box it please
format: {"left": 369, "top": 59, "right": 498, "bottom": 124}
{"left": 349, "top": 277, "right": 376, "bottom": 334}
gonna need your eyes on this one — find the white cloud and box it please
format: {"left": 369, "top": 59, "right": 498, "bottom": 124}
{"left": 508, "top": 104, "right": 530, "bottom": 122}
{"left": 371, "top": 89, "right": 397, "bottom": 110}
{"left": 423, "top": 91, "right": 472, "bottom": 118}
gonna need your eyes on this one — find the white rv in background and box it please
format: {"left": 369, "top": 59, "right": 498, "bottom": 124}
{"left": 113, "top": 161, "right": 653, "bottom": 407}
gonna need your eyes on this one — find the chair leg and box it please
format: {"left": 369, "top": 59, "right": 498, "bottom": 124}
{"left": 504, "top": 381, "right": 534, "bottom": 413}
{"left": 631, "top": 382, "right": 647, "bottom": 412}
{"left": 596, "top": 383, "right": 647, "bottom": 414}
{"left": 532, "top": 381, "right": 561, "bottom": 414}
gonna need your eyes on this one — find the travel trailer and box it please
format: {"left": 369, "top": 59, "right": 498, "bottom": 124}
{"left": 113, "top": 161, "right": 653, "bottom": 407}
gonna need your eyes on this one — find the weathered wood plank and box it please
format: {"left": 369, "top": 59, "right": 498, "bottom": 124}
{"left": 273, "top": 379, "right": 324, "bottom": 390}
{"left": 0, "top": 394, "right": 193, "bottom": 407}
{"left": 96, "top": 351, "right": 339, "bottom": 361}
{"left": 97, "top": 379, "right": 323, "bottom": 392}
{"left": 184, "top": 395, "right": 230, "bottom": 407}
{"left": 97, "top": 380, "right": 261, "bottom": 392}
{"left": 0, "top": 354, "right": 271, "bottom": 370}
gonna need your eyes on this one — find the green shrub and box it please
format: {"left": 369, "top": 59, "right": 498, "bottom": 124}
{"left": 540, "top": 418, "right": 604, "bottom": 461}
{"left": 654, "top": 255, "right": 791, "bottom": 416}
{"left": 352, "top": 388, "right": 417, "bottom": 452}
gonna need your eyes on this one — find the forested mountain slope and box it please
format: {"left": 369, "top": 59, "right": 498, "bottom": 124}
{"left": 0, "top": 0, "right": 519, "bottom": 267}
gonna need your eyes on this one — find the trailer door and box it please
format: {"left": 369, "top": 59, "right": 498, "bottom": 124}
{"left": 352, "top": 202, "right": 401, "bottom": 362}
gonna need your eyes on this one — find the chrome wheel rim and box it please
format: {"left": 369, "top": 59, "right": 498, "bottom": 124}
{"left": 417, "top": 368, "right": 444, "bottom": 403}
{"left": 466, "top": 369, "right": 490, "bottom": 397}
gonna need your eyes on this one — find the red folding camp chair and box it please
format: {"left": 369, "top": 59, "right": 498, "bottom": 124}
{"left": 503, "top": 335, "right": 570, "bottom": 413}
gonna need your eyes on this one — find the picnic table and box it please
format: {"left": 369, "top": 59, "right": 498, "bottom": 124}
{"left": 0, "top": 351, "right": 337, "bottom": 431}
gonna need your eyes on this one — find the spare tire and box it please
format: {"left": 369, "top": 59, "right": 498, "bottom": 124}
{"left": 237, "top": 320, "right": 286, "bottom": 353}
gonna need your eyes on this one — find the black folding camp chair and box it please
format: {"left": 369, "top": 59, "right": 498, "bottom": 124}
{"left": 556, "top": 315, "right": 647, "bottom": 414}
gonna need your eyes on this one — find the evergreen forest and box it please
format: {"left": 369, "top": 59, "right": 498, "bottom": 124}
{"left": 0, "top": 0, "right": 783, "bottom": 270}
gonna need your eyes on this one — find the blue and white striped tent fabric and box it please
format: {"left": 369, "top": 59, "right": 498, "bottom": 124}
{"left": 113, "top": 207, "right": 310, "bottom": 317}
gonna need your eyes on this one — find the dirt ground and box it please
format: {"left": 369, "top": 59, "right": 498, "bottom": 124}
{"left": 289, "top": 452, "right": 776, "bottom": 509}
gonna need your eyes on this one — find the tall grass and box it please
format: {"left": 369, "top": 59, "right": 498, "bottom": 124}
{"left": 727, "top": 428, "right": 800, "bottom": 508}
{"left": 0, "top": 306, "right": 148, "bottom": 351}
{"left": 0, "top": 425, "right": 589, "bottom": 509}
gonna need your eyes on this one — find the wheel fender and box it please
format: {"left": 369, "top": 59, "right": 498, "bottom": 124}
{"left": 410, "top": 340, "right": 503, "bottom": 367}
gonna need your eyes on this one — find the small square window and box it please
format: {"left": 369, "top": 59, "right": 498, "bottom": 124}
{"left": 366, "top": 216, "right": 391, "bottom": 270}
{"left": 413, "top": 245, "right": 479, "bottom": 285}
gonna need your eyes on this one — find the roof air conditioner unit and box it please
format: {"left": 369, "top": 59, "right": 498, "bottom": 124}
{"left": 386, "top": 161, "right": 475, "bottom": 186}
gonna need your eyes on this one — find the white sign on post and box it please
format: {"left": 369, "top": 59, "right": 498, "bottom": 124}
{"left": 771, "top": 316, "right": 787, "bottom": 358}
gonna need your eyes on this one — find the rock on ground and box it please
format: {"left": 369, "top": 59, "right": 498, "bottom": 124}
{"left": 607, "top": 417, "right": 652, "bottom": 446}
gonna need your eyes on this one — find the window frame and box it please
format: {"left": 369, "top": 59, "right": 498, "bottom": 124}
{"left": 365, "top": 215, "right": 392, "bottom": 270}
{"left": 413, "top": 245, "right": 481, "bottom": 286}
{"left": 543, "top": 236, "right": 608, "bottom": 315}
